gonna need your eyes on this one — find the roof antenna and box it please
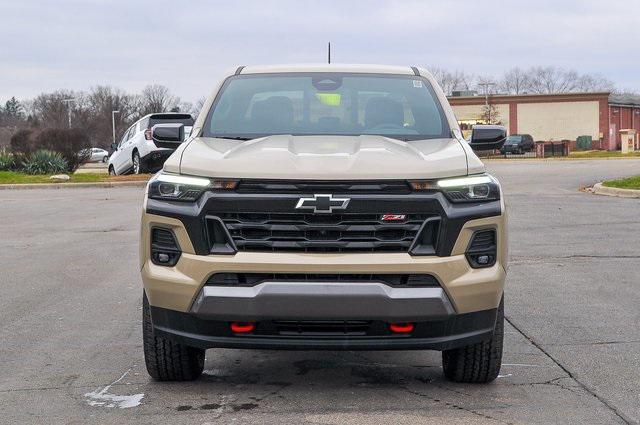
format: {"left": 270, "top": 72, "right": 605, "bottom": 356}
{"left": 328, "top": 42, "right": 331, "bottom": 64}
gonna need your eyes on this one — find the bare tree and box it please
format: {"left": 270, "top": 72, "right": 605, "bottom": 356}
{"left": 85, "top": 86, "right": 139, "bottom": 147}
{"left": 498, "top": 68, "right": 530, "bottom": 95}
{"left": 31, "top": 90, "right": 79, "bottom": 129}
{"left": 526, "top": 67, "right": 576, "bottom": 93}
{"left": 428, "top": 67, "right": 474, "bottom": 95}
{"left": 575, "top": 74, "right": 614, "bottom": 92}
{"left": 139, "top": 85, "right": 179, "bottom": 115}
{"left": 480, "top": 102, "right": 501, "bottom": 124}
{"left": 496, "top": 66, "right": 614, "bottom": 94}
{"left": 193, "top": 96, "right": 207, "bottom": 117}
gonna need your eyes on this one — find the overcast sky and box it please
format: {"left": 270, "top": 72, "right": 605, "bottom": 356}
{"left": 1, "top": 0, "right": 639, "bottom": 103}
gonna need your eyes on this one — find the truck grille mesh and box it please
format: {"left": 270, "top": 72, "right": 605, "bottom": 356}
{"left": 212, "top": 212, "right": 434, "bottom": 253}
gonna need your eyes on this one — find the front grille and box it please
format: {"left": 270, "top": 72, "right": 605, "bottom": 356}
{"left": 213, "top": 212, "right": 434, "bottom": 253}
{"left": 205, "top": 273, "right": 440, "bottom": 287}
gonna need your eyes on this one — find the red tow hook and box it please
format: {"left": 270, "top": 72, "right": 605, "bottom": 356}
{"left": 230, "top": 322, "right": 256, "bottom": 333}
{"left": 389, "top": 322, "right": 414, "bottom": 333}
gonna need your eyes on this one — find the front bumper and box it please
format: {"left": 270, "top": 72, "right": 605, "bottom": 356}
{"left": 150, "top": 303, "right": 498, "bottom": 351}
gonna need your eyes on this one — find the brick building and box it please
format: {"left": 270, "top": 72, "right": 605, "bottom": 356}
{"left": 448, "top": 92, "right": 640, "bottom": 150}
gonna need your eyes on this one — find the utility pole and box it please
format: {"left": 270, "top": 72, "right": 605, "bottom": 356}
{"left": 112, "top": 110, "right": 120, "bottom": 147}
{"left": 328, "top": 42, "right": 331, "bottom": 64}
{"left": 477, "top": 82, "right": 495, "bottom": 109}
{"left": 62, "top": 98, "right": 76, "bottom": 128}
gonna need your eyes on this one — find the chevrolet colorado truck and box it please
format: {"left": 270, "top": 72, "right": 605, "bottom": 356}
{"left": 140, "top": 64, "right": 508, "bottom": 383}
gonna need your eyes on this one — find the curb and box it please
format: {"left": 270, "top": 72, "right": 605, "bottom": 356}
{"left": 0, "top": 181, "right": 148, "bottom": 190}
{"left": 484, "top": 156, "right": 640, "bottom": 162}
{"left": 592, "top": 183, "right": 640, "bottom": 198}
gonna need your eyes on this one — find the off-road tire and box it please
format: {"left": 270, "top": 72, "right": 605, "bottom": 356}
{"left": 142, "top": 293, "right": 205, "bottom": 381}
{"left": 442, "top": 297, "right": 504, "bottom": 383}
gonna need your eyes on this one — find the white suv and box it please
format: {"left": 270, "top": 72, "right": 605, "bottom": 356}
{"left": 108, "top": 113, "right": 194, "bottom": 175}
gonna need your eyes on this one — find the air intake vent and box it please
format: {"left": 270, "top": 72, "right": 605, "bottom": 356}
{"left": 466, "top": 229, "right": 497, "bottom": 268}
{"left": 152, "top": 228, "right": 178, "bottom": 248}
{"left": 205, "top": 273, "right": 440, "bottom": 288}
{"left": 273, "top": 320, "right": 371, "bottom": 336}
{"left": 151, "top": 227, "right": 181, "bottom": 266}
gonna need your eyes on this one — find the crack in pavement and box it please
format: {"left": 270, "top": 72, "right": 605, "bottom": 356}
{"left": 548, "top": 339, "right": 640, "bottom": 347}
{"left": 344, "top": 351, "right": 512, "bottom": 424}
{"left": 503, "top": 376, "right": 582, "bottom": 395}
{"left": 0, "top": 380, "right": 149, "bottom": 394}
{"left": 505, "top": 316, "right": 633, "bottom": 425}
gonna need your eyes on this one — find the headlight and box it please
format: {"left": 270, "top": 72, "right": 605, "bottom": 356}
{"left": 409, "top": 174, "right": 500, "bottom": 203}
{"left": 148, "top": 173, "right": 237, "bottom": 202}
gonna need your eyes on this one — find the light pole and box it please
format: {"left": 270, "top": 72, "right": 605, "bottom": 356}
{"left": 62, "top": 98, "right": 76, "bottom": 128}
{"left": 477, "top": 82, "right": 496, "bottom": 109}
{"left": 112, "top": 110, "right": 120, "bottom": 147}
{"left": 477, "top": 82, "right": 496, "bottom": 124}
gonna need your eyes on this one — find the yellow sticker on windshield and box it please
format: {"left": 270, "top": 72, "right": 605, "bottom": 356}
{"left": 315, "top": 92, "right": 341, "bottom": 106}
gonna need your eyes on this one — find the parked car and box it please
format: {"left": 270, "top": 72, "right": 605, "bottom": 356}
{"left": 79, "top": 147, "right": 109, "bottom": 163}
{"left": 140, "top": 64, "right": 507, "bottom": 384}
{"left": 500, "top": 134, "right": 534, "bottom": 154}
{"left": 108, "top": 113, "right": 194, "bottom": 175}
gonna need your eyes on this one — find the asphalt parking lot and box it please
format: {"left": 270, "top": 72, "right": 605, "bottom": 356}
{"left": 1, "top": 159, "right": 639, "bottom": 424}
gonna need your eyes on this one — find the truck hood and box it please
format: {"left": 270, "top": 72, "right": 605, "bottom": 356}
{"left": 171, "top": 135, "right": 478, "bottom": 180}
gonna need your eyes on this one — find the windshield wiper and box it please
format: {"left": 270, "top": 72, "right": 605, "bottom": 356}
{"left": 212, "top": 136, "right": 252, "bottom": 141}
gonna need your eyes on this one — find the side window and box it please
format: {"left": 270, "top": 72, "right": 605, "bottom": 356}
{"left": 127, "top": 123, "right": 138, "bottom": 140}
{"left": 127, "top": 125, "right": 136, "bottom": 140}
{"left": 119, "top": 126, "right": 134, "bottom": 147}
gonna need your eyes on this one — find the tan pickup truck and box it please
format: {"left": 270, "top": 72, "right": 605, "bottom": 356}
{"left": 140, "top": 64, "right": 508, "bottom": 383}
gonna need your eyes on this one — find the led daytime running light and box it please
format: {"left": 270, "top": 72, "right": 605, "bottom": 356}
{"left": 436, "top": 175, "right": 492, "bottom": 188}
{"left": 155, "top": 174, "right": 211, "bottom": 187}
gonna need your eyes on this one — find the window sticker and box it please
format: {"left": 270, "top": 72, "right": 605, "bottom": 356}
{"left": 413, "top": 80, "right": 423, "bottom": 88}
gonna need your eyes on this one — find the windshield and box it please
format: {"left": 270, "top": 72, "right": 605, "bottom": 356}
{"left": 505, "top": 135, "right": 522, "bottom": 144}
{"left": 204, "top": 73, "right": 449, "bottom": 140}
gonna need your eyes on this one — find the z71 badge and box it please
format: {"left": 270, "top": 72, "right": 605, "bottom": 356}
{"left": 381, "top": 214, "right": 406, "bottom": 221}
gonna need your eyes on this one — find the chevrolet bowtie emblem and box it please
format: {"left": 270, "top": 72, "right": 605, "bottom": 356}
{"left": 295, "top": 194, "right": 350, "bottom": 214}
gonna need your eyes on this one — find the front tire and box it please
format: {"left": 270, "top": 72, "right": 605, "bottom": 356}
{"left": 442, "top": 297, "right": 504, "bottom": 383}
{"left": 108, "top": 165, "right": 116, "bottom": 176}
{"left": 142, "top": 293, "right": 205, "bottom": 381}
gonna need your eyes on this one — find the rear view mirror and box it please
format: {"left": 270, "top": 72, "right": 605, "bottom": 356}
{"left": 111, "top": 143, "right": 118, "bottom": 150}
{"left": 469, "top": 125, "right": 507, "bottom": 151}
{"left": 152, "top": 123, "right": 184, "bottom": 149}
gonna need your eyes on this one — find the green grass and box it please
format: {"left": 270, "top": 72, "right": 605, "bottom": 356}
{"left": 602, "top": 175, "right": 640, "bottom": 190}
{"left": 0, "top": 171, "right": 150, "bottom": 185}
{"left": 569, "top": 150, "right": 640, "bottom": 158}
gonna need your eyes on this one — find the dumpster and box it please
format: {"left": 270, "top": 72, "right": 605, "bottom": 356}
{"left": 576, "top": 135, "right": 592, "bottom": 150}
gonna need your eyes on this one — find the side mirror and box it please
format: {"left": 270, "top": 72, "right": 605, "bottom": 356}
{"left": 152, "top": 123, "right": 184, "bottom": 149}
{"left": 469, "top": 125, "right": 507, "bottom": 151}
{"left": 111, "top": 143, "right": 118, "bottom": 150}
